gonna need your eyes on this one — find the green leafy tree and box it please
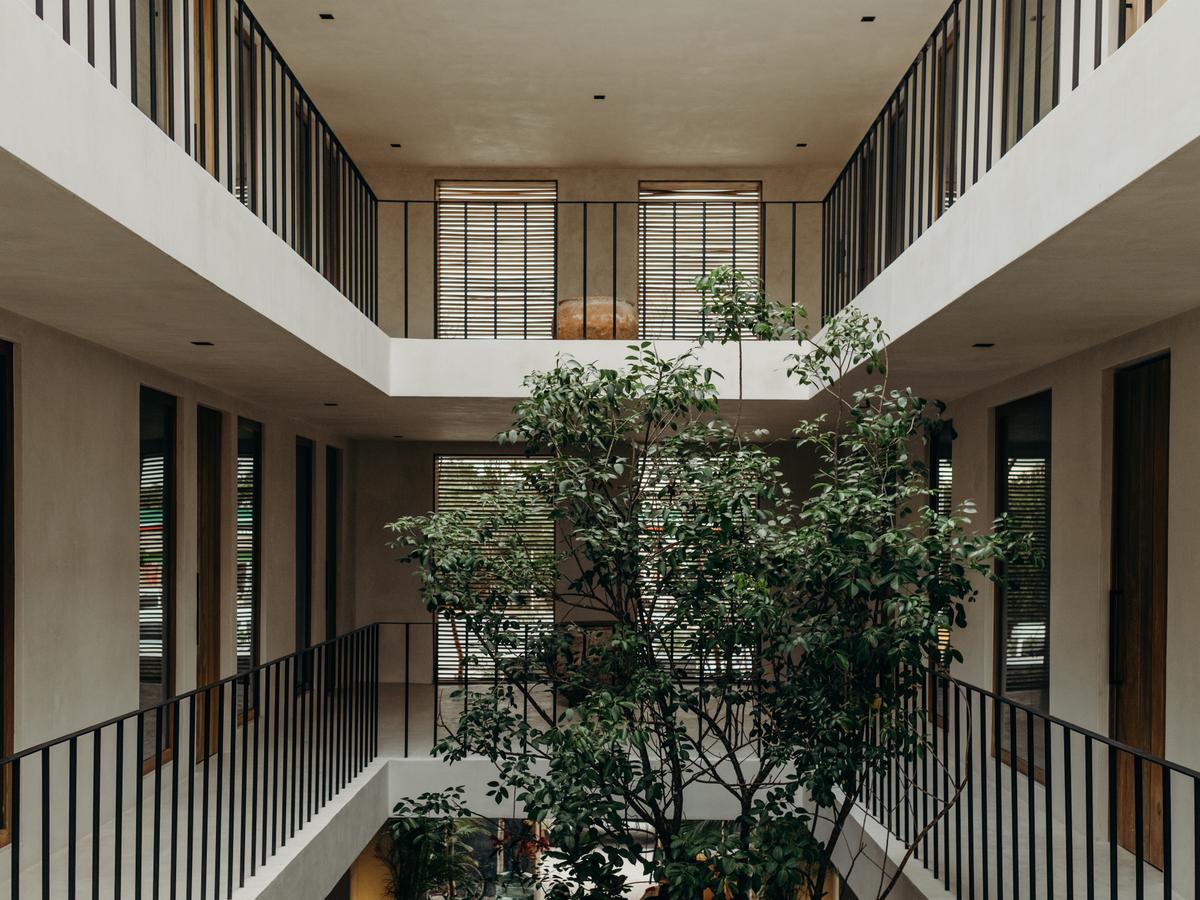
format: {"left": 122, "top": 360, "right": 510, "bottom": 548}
{"left": 387, "top": 269, "right": 1031, "bottom": 900}
{"left": 375, "top": 788, "right": 486, "bottom": 900}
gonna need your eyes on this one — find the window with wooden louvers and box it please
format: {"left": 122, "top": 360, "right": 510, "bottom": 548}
{"left": 995, "top": 393, "right": 1051, "bottom": 708}
{"left": 637, "top": 182, "right": 761, "bottom": 340}
{"left": 435, "top": 182, "right": 558, "bottom": 339}
{"left": 637, "top": 451, "right": 753, "bottom": 675}
{"left": 434, "top": 456, "right": 556, "bottom": 681}
{"left": 139, "top": 387, "right": 176, "bottom": 764}
{"left": 235, "top": 418, "right": 262, "bottom": 677}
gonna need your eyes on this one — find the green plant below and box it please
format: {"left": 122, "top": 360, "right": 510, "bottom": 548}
{"left": 375, "top": 789, "right": 486, "bottom": 900}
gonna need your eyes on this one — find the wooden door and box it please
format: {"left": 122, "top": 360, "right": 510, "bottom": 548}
{"left": 197, "top": 406, "right": 224, "bottom": 750}
{"left": 1110, "top": 354, "right": 1169, "bottom": 868}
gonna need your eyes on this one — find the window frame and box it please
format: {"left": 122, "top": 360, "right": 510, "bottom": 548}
{"left": 636, "top": 180, "right": 764, "bottom": 340}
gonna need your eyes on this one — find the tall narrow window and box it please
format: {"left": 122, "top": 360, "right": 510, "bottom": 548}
{"left": 433, "top": 457, "right": 555, "bottom": 681}
{"left": 995, "top": 392, "right": 1051, "bottom": 714}
{"left": 295, "top": 438, "right": 314, "bottom": 662}
{"left": 0, "top": 342, "right": 13, "bottom": 840}
{"left": 637, "top": 182, "right": 762, "bottom": 340}
{"left": 435, "top": 182, "right": 558, "bottom": 339}
{"left": 929, "top": 424, "right": 954, "bottom": 518}
{"left": 140, "top": 387, "right": 177, "bottom": 759}
{"left": 236, "top": 418, "right": 262, "bottom": 676}
{"left": 325, "top": 447, "right": 342, "bottom": 641}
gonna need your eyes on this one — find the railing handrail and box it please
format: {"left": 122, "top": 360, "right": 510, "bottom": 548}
{"left": 378, "top": 198, "right": 823, "bottom": 206}
{"left": 947, "top": 673, "right": 1200, "bottom": 781}
{"left": 0, "top": 624, "right": 377, "bottom": 767}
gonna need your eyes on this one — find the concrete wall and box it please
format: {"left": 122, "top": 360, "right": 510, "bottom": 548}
{"left": 373, "top": 167, "right": 835, "bottom": 339}
{"left": 0, "top": 306, "right": 357, "bottom": 754}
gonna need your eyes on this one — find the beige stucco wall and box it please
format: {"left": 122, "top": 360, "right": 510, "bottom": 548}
{"left": 0, "top": 306, "right": 358, "bottom": 754}
{"left": 943, "top": 303, "right": 1200, "bottom": 771}
{"left": 372, "top": 167, "right": 836, "bottom": 339}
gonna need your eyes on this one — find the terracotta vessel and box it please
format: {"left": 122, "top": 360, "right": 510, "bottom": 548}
{"left": 555, "top": 296, "right": 638, "bottom": 339}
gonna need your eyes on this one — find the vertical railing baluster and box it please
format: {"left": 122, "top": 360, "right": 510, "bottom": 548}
{"left": 68, "top": 738, "right": 78, "bottom": 900}
{"left": 10, "top": 758, "right": 19, "bottom": 900}
{"left": 994, "top": 697, "right": 1004, "bottom": 900}
{"left": 1044, "top": 716, "right": 1053, "bottom": 898}
{"left": 269, "top": 661, "right": 280, "bottom": 857}
{"left": 169, "top": 701, "right": 180, "bottom": 900}
{"left": 1162, "top": 765, "right": 1171, "bottom": 900}
{"left": 979, "top": 692, "right": 989, "bottom": 900}
{"left": 1027, "top": 709, "right": 1035, "bottom": 899}
{"left": 186, "top": 698, "right": 196, "bottom": 900}
{"left": 114, "top": 721, "right": 123, "bottom": 900}
{"left": 1085, "top": 735, "right": 1095, "bottom": 900}
{"left": 1109, "top": 746, "right": 1118, "bottom": 900}
{"left": 1134, "top": 754, "right": 1145, "bottom": 900}
{"left": 40, "top": 747, "right": 50, "bottom": 900}
{"left": 135, "top": 711, "right": 144, "bottom": 900}
{"left": 953, "top": 687, "right": 962, "bottom": 899}
{"left": 239, "top": 677, "right": 250, "bottom": 889}
{"left": 153, "top": 706, "right": 163, "bottom": 899}
{"left": 1064, "top": 727, "right": 1074, "bottom": 899}
{"left": 200, "top": 691, "right": 211, "bottom": 900}
{"left": 226, "top": 681, "right": 237, "bottom": 899}
{"left": 92, "top": 730, "right": 102, "bottom": 900}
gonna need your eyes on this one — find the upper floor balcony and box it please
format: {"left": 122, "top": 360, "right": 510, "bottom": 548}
{"left": 2, "top": 0, "right": 1198, "bottom": 438}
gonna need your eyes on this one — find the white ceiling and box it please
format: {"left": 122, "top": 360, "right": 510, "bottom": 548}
{"left": 245, "top": 0, "right": 950, "bottom": 175}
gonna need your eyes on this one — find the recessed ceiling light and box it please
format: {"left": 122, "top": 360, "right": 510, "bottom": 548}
{"left": 593, "top": 94, "right": 606, "bottom": 100}
{"left": 861, "top": 15, "right": 877, "bottom": 22}
{"left": 190, "top": 340, "right": 214, "bottom": 346}
{"left": 972, "top": 342, "right": 995, "bottom": 348}
{"left": 390, "top": 142, "right": 402, "bottom": 148}
{"left": 318, "top": 12, "right": 334, "bottom": 20}
{"left": 795, "top": 142, "right": 808, "bottom": 148}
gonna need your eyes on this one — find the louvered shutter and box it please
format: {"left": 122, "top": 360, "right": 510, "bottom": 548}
{"left": 138, "top": 389, "right": 175, "bottom": 694}
{"left": 139, "top": 452, "right": 167, "bottom": 684}
{"left": 996, "top": 394, "right": 1051, "bottom": 699}
{"left": 930, "top": 427, "right": 954, "bottom": 519}
{"left": 436, "top": 182, "right": 558, "bottom": 339}
{"left": 434, "top": 456, "right": 556, "bottom": 681}
{"left": 637, "top": 182, "right": 762, "bottom": 340}
{"left": 638, "top": 451, "right": 752, "bottom": 676}
{"left": 236, "top": 419, "right": 262, "bottom": 676}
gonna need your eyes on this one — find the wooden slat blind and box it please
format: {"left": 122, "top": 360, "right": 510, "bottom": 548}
{"left": 138, "top": 390, "right": 175, "bottom": 692}
{"left": 637, "top": 182, "right": 762, "bottom": 340}
{"left": 436, "top": 182, "right": 558, "bottom": 339}
{"left": 434, "top": 456, "right": 556, "bottom": 681}
{"left": 996, "top": 394, "right": 1052, "bottom": 700}
{"left": 638, "top": 451, "right": 752, "bottom": 675}
{"left": 235, "top": 418, "right": 262, "bottom": 676}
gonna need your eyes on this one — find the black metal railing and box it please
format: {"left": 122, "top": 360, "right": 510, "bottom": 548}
{"left": 383, "top": 199, "right": 820, "bottom": 340}
{"left": 866, "top": 673, "right": 1196, "bottom": 899}
{"left": 1, "top": 624, "right": 378, "bottom": 898}
{"left": 822, "top": 0, "right": 1170, "bottom": 319}
{"left": 26, "top": 0, "right": 379, "bottom": 321}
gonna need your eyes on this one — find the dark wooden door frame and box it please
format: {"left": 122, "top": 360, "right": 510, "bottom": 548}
{"left": 1109, "top": 353, "right": 1170, "bottom": 868}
